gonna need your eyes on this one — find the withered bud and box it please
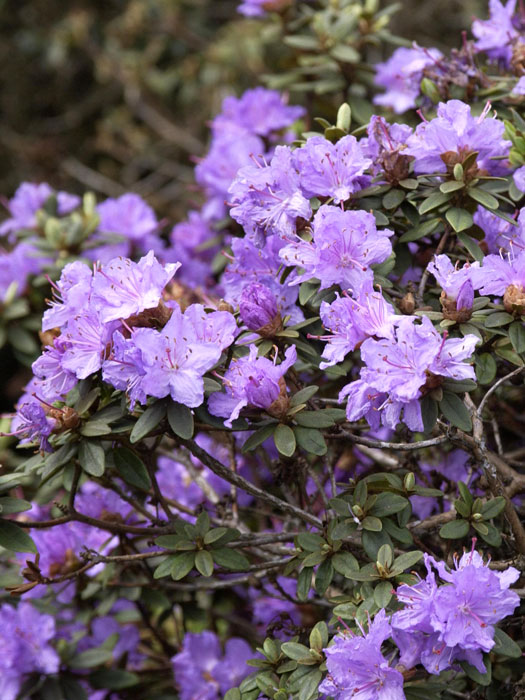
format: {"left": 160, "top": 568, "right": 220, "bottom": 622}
{"left": 504, "top": 284, "right": 525, "bottom": 315}
{"left": 440, "top": 291, "right": 473, "bottom": 323}
{"left": 399, "top": 292, "right": 416, "bottom": 315}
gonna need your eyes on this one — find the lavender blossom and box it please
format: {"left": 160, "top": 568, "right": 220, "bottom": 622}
{"left": 363, "top": 116, "right": 414, "bottom": 183}
{"left": 374, "top": 45, "right": 443, "bottom": 114}
{"left": 92, "top": 251, "right": 180, "bottom": 323}
{"left": 339, "top": 316, "right": 479, "bottom": 431}
{"left": 172, "top": 631, "right": 252, "bottom": 700}
{"left": 208, "top": 344, "right": 297, "bottom": 426}
{"left": 0, "top": 182, "right": 79, "bottom": 237}
{"left": 471, "top": 249, "right": 525, "bottom": 312}
{"left": 294, "top": 135, "right": 371, "bottom": 203}
{"left": 239, "top": 282, "right": 282, "bottom": 333}
{"left": 280, "top": 205, "right": 393, "bottom": 291}
{"left": 166, "top": 210, "right": 218, "bottom": 289}
{"left": 473, "top": 206, "right": 525, "bottom": 253}
{"left": 472, "top": 0, "right": 521, "bottom": 66}
{"left": 405, "top": 100, "right": 511, "bottom": 176}
{"left": 319, "top": 610, "right": 405, "bottom": 700}
{"left": 318, "top": 280, "right": 400, "bottom": 369}
{"left": 0, "top": 242, "right": 44, "bottom": 302}
{"left": 32, "top": 338, "right": 78, "bottom": 401}
{"left": 229, "top": 145, "right": 312, "bottom": 241}
{"left": 427, "top": 254, "right": 480, "bottom": 317}
{"left": 42, "top": 260, "right": 94, "bottom": 332}
{"left": 9, "top": 400, "right": 55, "bottom": 452}
{"left": 214, "top": 87, "right": 304, "bottom": 136}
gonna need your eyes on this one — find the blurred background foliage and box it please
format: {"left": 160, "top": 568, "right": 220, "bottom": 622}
{"left": 0, "top": 0, "right": 485, "bottom": 222}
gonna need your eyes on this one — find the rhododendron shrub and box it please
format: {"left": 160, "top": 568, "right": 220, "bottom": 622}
{"left": 0, "top": 2, "right": 525, "bottom": 699}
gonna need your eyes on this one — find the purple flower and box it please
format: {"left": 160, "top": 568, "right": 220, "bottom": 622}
{"left": 427, "top": 254, "right": 480, "bottom": 312}
{"left": 222, "top": 234, "right": 303, "bottom": 324}
{"left": 340, "top": 316, "right": 479, "bottom": 431}
{"left": 9, "top": 400, "right": 55, "bottom": 452}
{"left": 473, "top": 206, "right": 525, "bottom": 253}
{"left": 405, "top": 100, "right": 511, "bottom": 176}
{"left": 195, "top": 122, "right": 265, "bottom": 215}
{"left": 362, "top": 116, "right": 413, "bottom": 183}
{"left": 0, "top": 242, "right": 44, "bottom": 302}
{"left": 61, "top": 311, "right": 118, "bottom": 380}
{"left": 471, "top": 249, "right": 525, "bottom": 312}
{"left": 208, "top": 344, "right": 297, "bottom": 426}
{"left": 75, "top": 614, "right": 142, "bottom": 668}
{"left": 127, "top": 305, "right": 226, "bottom": 407}
{"left": 239, "top": 282, "right": 281, "bottom": 332}
{"left": 0, "top": 182, "right": 79, "bottom": 237}
{"left": 42, "top": 260, "right": 94, "bottom": 332}
{"left": 229, "top": 146, "right": 312, "bottom": 241}
{"left": 472, "top": 0, "right": 520, "bottom": 66}
{"left": 32, "top": 338, "right": 78, "bottom": 401}
{"left": 166, "top": 210, "right": 218, "bottom": 289}
{"left": 0, "top": 602, "right": 59, "bottom": 700}
{"left": 374, "top": 45, "right": 443, "bottom": 114}
{"left": 92, "top": 251, "right": 180, "bottom": 323}
{"left": 250, "top": 576, "right": 303, "bottom": 633}
{"left": 214, "top": 87, "right": 304, "bottom": 136}
{"left": 294, "top": 135, "right": 371, "bottom": 203}
{"left": 89, "top": 193, "right": 162, "bottom": 261}
{"left": 318, "top": 280, "right": 400, "bottom": 368}
{"left": 102, "top": 330, "right": 147, "bottom": 409}
{"left": 280, "top": 205, "right": 393, "bottom": 291}
{"left": 172, "top": 631, "right": 252, "bottom": 700}
{"left": 319, "top": 610, "right": 405, "bottom": 700}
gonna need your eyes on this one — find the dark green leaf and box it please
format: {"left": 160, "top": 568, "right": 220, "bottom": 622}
{"left": 362, "top": 516, "right": 383, "bottom": 532}
{"left": 130, "top": 400, "right": 166, "bottom": 443}
{"left": 476, "top": 353, "right": 497, "bottom": 385}
{"left": 0, "top": 519, "right": 37, "bottom": 553}
{"left": 113, "top": 447, "right": 151, "bottom": 491}
{"left": 153, "top": 555, "right": 178, "bottom": 579}
{"left": 439, "top": 519, "right": 470, "bottom": 539}
{"left": 70, "top": 648, "right": 114, "bottom": 669}
{"left": 362, "top": 529, "right": 392, "bottom": 560}
{"left": 509, "top": 321, "right": 525, "bottom": 354}
{"left": 167, "top": 401, "right": 194, "bottom": 439}
{"left": 399, "top": 217, "right": 441, "bottom": 243}
{"left": 212, "top": 547, "right": 250, "bottom": 571}
{"left": 439, "top": 393, "right": 472, "bottom": 432}
{"left": 445, "top": 207, "right": 472, "bottom": 232}
{"left": 195, "top": 550, "right": 214, "bottom": 577}
{"left": 457, "top": 232, "right": 484, "bottom": 262}
{"left": 294, "top": 411, "right": 334, "bottom": 428}
{"left": 391, "top": 550, "right": 423, "bottom": 573}
{"left": 382, "top": 188, "right": 405, "bottom": 210}
{"left": 460, "top": 657, "right": 491, "bottom": 685}
{"left": 331, "top": 552, "right": 359, "bottom": 577}
{"left": 241, "top": 423, "right": 277, "bottom": 453}
{"left": 297, "top": 532, "right": 325, "bottom": 551}
{"left": 89, "top": 669, "right": 139, "bottom": 690}
{"left": 281, "top": 642, "right": 311, "bottom": 661}
{"left": 479, "top": 521, "right": 502, "bottom": 546}
{"left": 468, "top": 187, "right": 499, "bottom": 210}
{"left": 374, "top": 580, "right": 393, "bottom": 608}
{"left": 480, "top": 496, "right": 506, "bottom": 520}
{"left": 297, "top": 566, "right": 312, "bottom": 601}
{"left": 274, "top": 424, "right": 296, "bottom": 457}
{"left": 293, "top": 426, "right": 327, "bottom": 455}
{"left": 170, "top": 551, "right": 196, "bottom": 580}
{"left": 0, "top": 497, "right": 32, "bottom": 514}
{"left": 369, "top": 493, "right": 409, "bottom": 518}
{"left": 418, "top": 191, "right": 452, "bottom": 215}
{"left": 492, "top": 627, "right": 522, "bottom": 658}
{"left": 290, "top": 386, "right": 319, "bottom": 407}
{"left": 78, "top": 440, "right": 105, "bottom": 477}
{"left": 314, "top": 558, "right": 334, "bottom": 595}
{"left": 484, "top": 311, "right": 514, "bottom": 328}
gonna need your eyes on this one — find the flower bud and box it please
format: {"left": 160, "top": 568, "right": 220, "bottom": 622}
{"left": 239, "top": 283, "right": 282, "bottom": 336}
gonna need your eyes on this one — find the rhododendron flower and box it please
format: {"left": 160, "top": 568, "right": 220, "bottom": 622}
{"left": 472, "top": 0, "right": 521, "bottom": 66}
{"left": 280, "top": 205, "right": 393, "bottom": 291}
{"left": 471, "top": 249, "right": 525, "bottom": 312}
{"left": 0, "top": 182, "right": 79, "bottom": 237}
{"left": 208, "top": 344, "right": 297, "bottom": 426}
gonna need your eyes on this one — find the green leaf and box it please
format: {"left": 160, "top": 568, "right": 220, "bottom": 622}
{"left": 290, "top": 386, "right": 319, "bottom": 407}
{"left": 476, "top": 353, "right": 498, "bottom": 385}
{"left": 391, "top": 550, "right": 423, "bottom": 573}
{"left": 195, "top": 550, "right": 214, "bottom": 577}
{"left": 399, "top": 217, "right": 441, "bottom": 243}
{"left": 509, "top": 321, "right": 525, "bottom": 354}
{"left": 399, "top": 178, "right": 418, "bottom": 190}
{"left": 468, "top": 187, "right": 499, "bottom": 210}
{"left": 171, "top": 551, "right": 196, "bottom": 580}
{"left": 418, "top": 191, "right": 452, "bottom": 215}
{"left": 78, "top": 440, "right": 105, "bottom": 477}
{"left": 167, "top": 401, "right": 194, "bottom": 439}
{"left": 492, "top": 627, "right": 522, "bottom": 658}
{"left": 439, "top": 393, "right": 472, "bottom": 432}
{"left": 212, "top": 547, "right": 250, "bottom": 571}
{"left": 460, "top": 657, "right": 491, "bottom": 686}
{"left": 89, "top": 669, "right": 139, "bottom": 690}
{"left": 130, "top": 400, "right": 166, "bottom": 443}
{"left": 331, "top": 552, "right": 359, "bottom": 577}
{"left": 0, "top": 519, "right": 37, "bottom": 553}
{"left": 294, "top": 410, "right": 335, "bottom": 428}
{"left": 439, "top": 519, "right": 470, "bottom": 539}
{"left": 294, "top": 426, "right": 327, "bottom": 455}
{"left": 241, "top": 423, "right": 277, "bottom": 453}
{"left": 484, "top": 311, "right": 514, "bottom": 328}
{"left": 70, "top": 648, "right": 114, "bottom": 669}
{"left": 297, "top": 566, "right": 313, "bottom": 600}
{"left": 224, "top": 689, "right": 242, "bottom": 700}
{"left": 382, "top": 188, "right": 405, "bottom": 210}
{"left": 369, "top": 493, "right": 409, "bottom": 518}
{"left": 281, "top": 642, "right": 312, "bottom": 661}
{"left": 297, "top": 532, "right": 325, "bottom": 551}
{"left": 480, "top": 521, "right": 502, "bottom": 546}
{"left": 440, "top": 181, "right": 465, "bottom": 194}
{"left": 445, "top": 207, "right": 473, "bottom": 232}
{"left": 362, "top": 529, "right": 392, "bottom": 560}
{"left": 457, "top": 232, "right": 484, "bottom": 262}
{"left": 153, "top": 555, "right": 178, "bottom": 579}
{"left": 314, "top": 558, "right": 334, "bottom": 595}
{"left": 0, "top": 497, "right": 32, "bottom": 514}
{"left": 441, "top": 378, "right": 477, "bottom": 393}
{"left": 274, "top": 424, "right": 296, "bottom": 457}
{"left": 203, "top": 527, "right": 230, "bottom": 545}
{"left": 374, "top": 580, "right": 393, "bottom": 608}
{"left": 113, "top": 447, "right": 151, "bottom": 491}
{"left": 298, "top": 670, "right": 323, "bottom": 700}
{"left": 362, "top": 516, "right": 383, "bottom": 532}
{"left": 480, "top": 496, "right": 506, "bottom": 520}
